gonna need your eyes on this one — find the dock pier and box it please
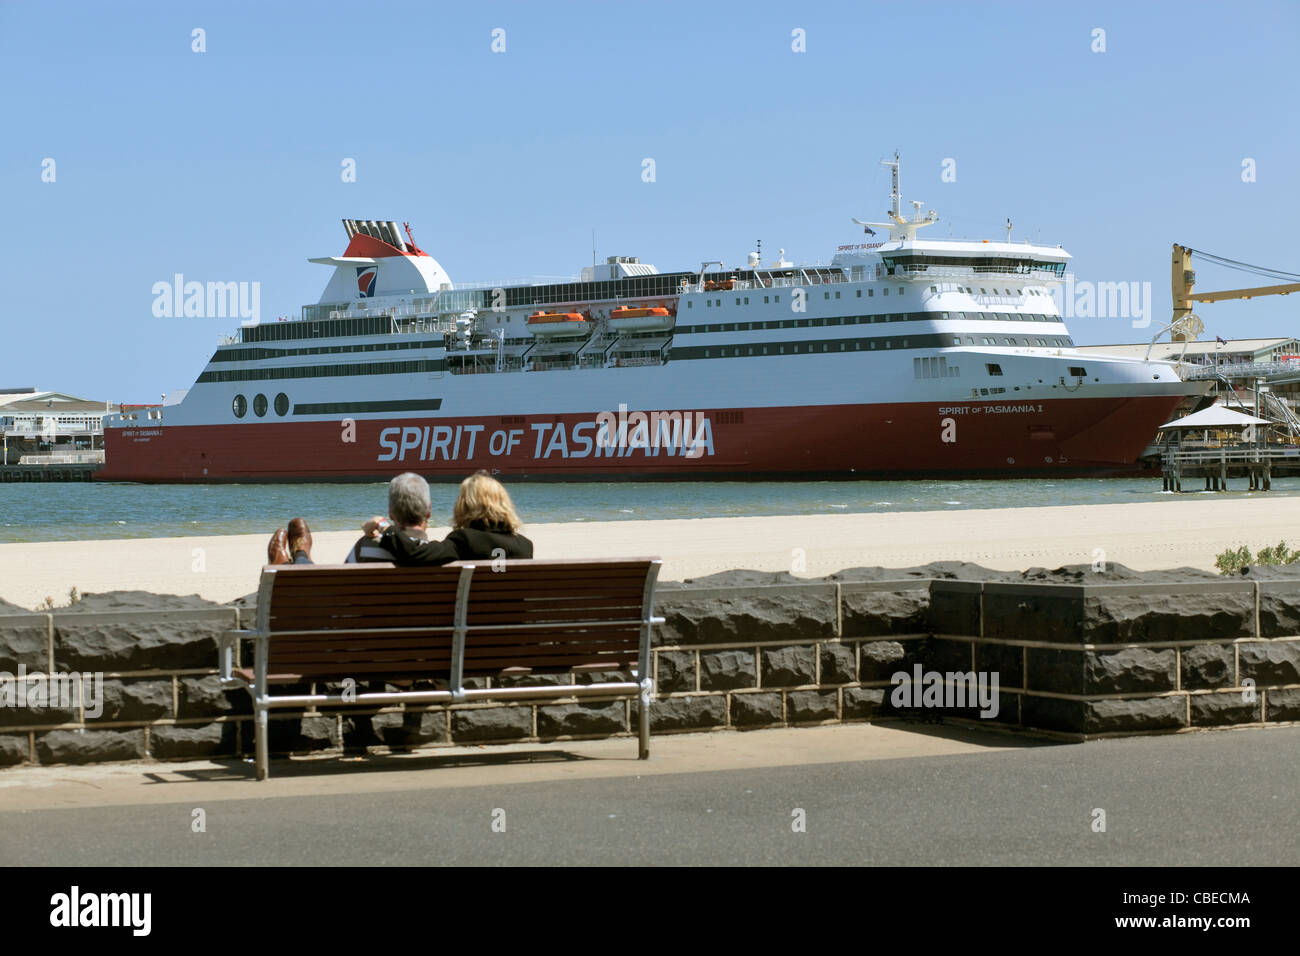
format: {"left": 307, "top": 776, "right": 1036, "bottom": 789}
{"left": 0, "top": 462, "right": 100, "bottom": 482}
{"left": 1160, "top": 446, "right": 1292, "bottom": 493}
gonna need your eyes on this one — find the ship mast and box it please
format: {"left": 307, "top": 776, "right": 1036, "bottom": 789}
{"left": 853, "top": 151, "right": 938, "bottom": 241}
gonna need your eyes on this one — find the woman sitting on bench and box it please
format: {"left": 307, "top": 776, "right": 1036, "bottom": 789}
{"left": 364, "top": 470, "right": 533, "bottom": 565}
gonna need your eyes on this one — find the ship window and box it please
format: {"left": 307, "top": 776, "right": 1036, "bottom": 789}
{"left": 953, "top": 337, "right": 960, "bottom": 345}
{"left": 774, "top": 295, "right": 780, "bottom": 303}
{"left": 856, "top": 290, "right": 862, "bottom": 297}
{"left": 883, "top": 288, "right": 889, "bottom": 296}
{"left": 253, "top": 393, "right": 269, "bottom": 417}
{"left": 744, "top": 297, "right": 750, "bottom": 304}
{"left": 898, "top": 287, "right": 904, "bottom": 296}
{"left": 232, "top": 394, "right": 247, "bottom": 418}
{"left": 274, "top": 393, "right": 289, "bottom": 416}
{"left": 868, "top": 289, "right": 873, "bottom": 296}
{"left": 687, "top": 301, "right": 692, "bottom": 308}
{"left": 705, "top": 300, "right": 711, "bottom": 307}
{"left": 902, "top": 339, "right": 908, "bottom": 347}
{"left": 824, "top": 292, "right": 830, "bottom": 300}
{"left": 930, "top": 286, "right": 937, "bottom": 293}
{"left": 986, "top": 363, "right": 1003, "bottom": 376}
{"left": 763, "top": 296, "right": 769, "bottom": 303}
{"left": 942, "top": 312, "right": 950, "bottom": 320}
{"left": 1069, "top": 366, "right": 1087, "bottom": 377}
{"left": 736, "top": 298, "right": 741, "bottom": 305}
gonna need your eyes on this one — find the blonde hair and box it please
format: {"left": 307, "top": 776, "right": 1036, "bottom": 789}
{"left": 453, "top": 472, "right": 522, "bottom": 533}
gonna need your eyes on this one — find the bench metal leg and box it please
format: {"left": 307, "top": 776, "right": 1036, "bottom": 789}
{"left": 254, "top": 633, "right": 270, "bottom": 780}
{"left": 638, "top": 678, "right": 653, "bottom": 759}
{"left": 255, "top": 704, "right": 269, "bottom": 780}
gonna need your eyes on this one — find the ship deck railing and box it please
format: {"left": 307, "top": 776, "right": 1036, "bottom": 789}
{"left": 610, "top": 356, "right": 662, "bottom": 368}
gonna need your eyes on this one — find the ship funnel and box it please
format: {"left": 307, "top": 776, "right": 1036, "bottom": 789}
{"left": 377, "top": 222, "right": 396, "bottom": 246}
{"left": 387, "top": 220, "right": 407, "bottom": 252}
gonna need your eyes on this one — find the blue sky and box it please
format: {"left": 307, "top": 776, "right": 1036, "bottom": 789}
{"left": 2, "top": 0, "right": 1297, "bottom": 401}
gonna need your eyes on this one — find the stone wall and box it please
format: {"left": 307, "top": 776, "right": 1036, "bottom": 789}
{"left": 1, "top": 566, "right": 1297, "bottom": 767}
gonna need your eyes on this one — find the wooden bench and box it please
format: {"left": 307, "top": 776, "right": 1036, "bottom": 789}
{"left": 219, "top": 557, "right": 663, "bottom": 779}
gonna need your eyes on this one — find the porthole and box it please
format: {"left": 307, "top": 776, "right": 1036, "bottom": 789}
{"left": 253, "top": 393, "right": 268, "bottom": 417}
{"left": 274, "top": 392, "right": 289, "bottom": 416}
{"left": 232, "top": 394, "right": 247, "bottom": 418}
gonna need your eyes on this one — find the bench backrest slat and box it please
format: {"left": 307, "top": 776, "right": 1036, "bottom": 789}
{"left": 253, "top": 558, "right": 659, "bottom": 682}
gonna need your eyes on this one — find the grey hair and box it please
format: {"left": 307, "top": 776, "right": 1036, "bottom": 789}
{"left": 388, "top": 472, "right": 431, "bottom": 528}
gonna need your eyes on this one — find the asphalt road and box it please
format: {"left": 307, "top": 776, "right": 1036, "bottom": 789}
{"left": 2, "top": 726, "right": 1296, "bottom": 866}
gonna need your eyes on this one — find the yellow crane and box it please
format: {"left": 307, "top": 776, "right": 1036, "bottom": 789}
{"left": 1171, "top": 244, "right": 1300, "bottom": 340}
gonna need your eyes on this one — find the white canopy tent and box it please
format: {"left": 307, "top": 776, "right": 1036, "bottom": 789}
{"left": 1159, "top": 406, "right": 1271, "bottom": 430}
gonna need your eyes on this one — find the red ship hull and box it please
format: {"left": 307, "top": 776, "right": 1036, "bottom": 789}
{"left": 97, "top": 395, "right": 1184, "bottom": 482}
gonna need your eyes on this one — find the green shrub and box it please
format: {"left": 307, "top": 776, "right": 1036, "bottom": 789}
{"left": 1215, "top": 540, "right": 1300, "bottom": 575}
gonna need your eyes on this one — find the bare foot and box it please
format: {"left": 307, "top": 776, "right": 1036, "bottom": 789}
{"left": 267, "top": 528, "right": 290, "bottom": 565}
{"left": 287, "top": 517, "right": 313, "bottom": 561}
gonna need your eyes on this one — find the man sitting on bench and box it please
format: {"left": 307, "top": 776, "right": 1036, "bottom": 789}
{"left": 363, "top": 470, "right": 533, "bottom": 565}
{"left": 265, "top": 472, "right": 434, "bottom": 565}
{"left": 347, "top": 472, "right": 436, "bottom": 563}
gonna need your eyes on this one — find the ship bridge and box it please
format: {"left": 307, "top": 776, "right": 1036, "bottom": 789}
{"left": 878, "top": 240, "right": 1069, "bottom": 282}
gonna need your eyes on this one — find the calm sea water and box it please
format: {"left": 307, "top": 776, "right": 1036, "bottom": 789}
{"left": 2, "top": 477, "right": 1299, "bottom": 543}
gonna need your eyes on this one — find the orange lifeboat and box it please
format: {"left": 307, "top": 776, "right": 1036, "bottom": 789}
{"left": 527, "top": 311, "right": 592, "bottom": 337}
{"left": 609, "top": 305, "right": 674, "bottom": 333}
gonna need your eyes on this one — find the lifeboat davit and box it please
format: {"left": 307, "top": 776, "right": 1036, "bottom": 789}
{"left": 527, "top": 311, "right": 592, "bottom": 337}
{"left": 609, "top": 305, "right": 674, "bottom": 333}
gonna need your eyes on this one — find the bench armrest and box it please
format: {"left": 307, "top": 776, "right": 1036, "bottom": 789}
{"left": 219, "top": 629, "right": 264, "bottom": 685}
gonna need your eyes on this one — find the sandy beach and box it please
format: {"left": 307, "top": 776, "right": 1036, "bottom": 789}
{"left": 1, "top": 495, "right": 1297, "bottom": 610}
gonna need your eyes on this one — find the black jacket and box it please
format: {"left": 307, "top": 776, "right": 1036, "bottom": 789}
{"left": 379, "top": 524, "right": 533, "bottom": 566}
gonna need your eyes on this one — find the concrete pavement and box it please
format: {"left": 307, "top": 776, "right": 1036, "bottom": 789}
{"left": 1, "top": 722, "right": 1296, "bottom": 865}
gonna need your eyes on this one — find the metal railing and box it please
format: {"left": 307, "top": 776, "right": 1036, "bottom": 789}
{"left": 1182, "top": 361, "right": 1300, "bottom": 380}
{"left": 1161, "top": 446, "right": 1300, "bottom": 466}
{"left": 18, "top": 452, "right": 105, "bottom": 465}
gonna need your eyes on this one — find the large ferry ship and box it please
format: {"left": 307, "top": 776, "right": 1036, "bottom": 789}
{"left": 100, "top": 158, "right": 1201, "bottom": 482}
